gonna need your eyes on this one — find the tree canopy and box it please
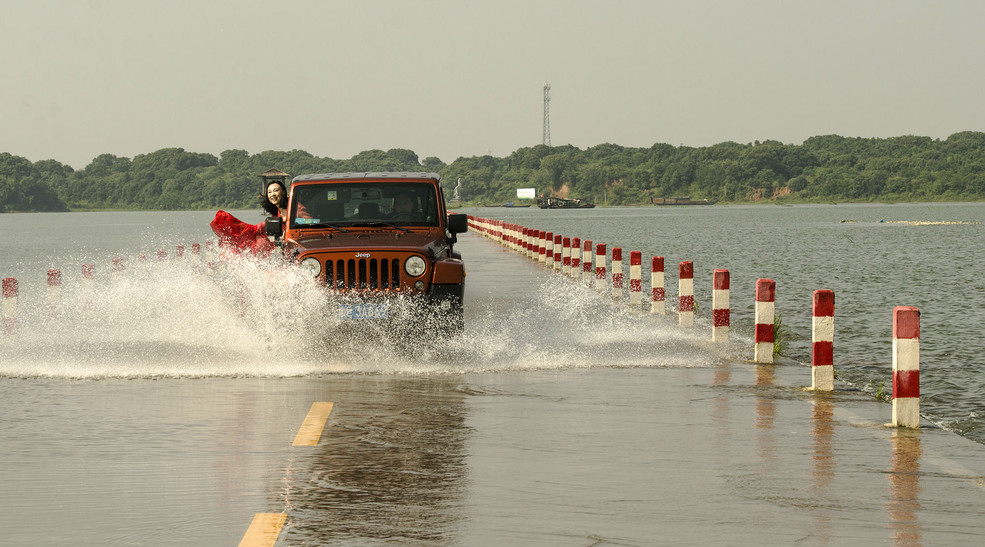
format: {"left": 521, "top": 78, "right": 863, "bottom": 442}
{"left": 2, "top": 133, "right": 984, "bottom": 212}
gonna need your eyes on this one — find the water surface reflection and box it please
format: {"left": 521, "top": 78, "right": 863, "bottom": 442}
{"left": 812, "top": 395, "right": 835, "bottom": 545}
{"left": 282, "top": 376, "right": 469, "bottom": 545}
{"left": 888, "top": 429, "right": 922, "bottom": 547}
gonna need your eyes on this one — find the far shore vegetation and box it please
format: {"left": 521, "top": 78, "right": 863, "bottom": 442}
{"left": 3, "top": 132, "right": 985, "bottom": 213}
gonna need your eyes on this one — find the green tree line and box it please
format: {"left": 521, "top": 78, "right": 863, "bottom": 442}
{"left": 3, "top": 132, "right": 985, "bottom": 212}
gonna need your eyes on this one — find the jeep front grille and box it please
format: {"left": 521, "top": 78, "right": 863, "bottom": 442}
{"left": 325, "top": 258, "right": 402, "bottom": 291}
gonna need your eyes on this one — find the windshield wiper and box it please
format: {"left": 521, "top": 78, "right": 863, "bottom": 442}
{"left": 352, "top": 221, "right": 410, "bottom": 232}
{"left": 295, "top": 222, "right": 350, "bottom": 232}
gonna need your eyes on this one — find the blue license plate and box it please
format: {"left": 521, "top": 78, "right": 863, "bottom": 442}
{"left": 338, "top": 302, "right": 389, "bottom": 320}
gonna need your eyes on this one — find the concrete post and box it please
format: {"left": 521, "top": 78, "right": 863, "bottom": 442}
{"left": 611, "top": 247, "right": 623, "bottom": 300}
{"left": 561, "top": 237, "right": 571, "bottom": 276}
{"left": 812, "top": 290, "right": 835, "bottom": 391}
{"left": 754, "top": 279, "right": 776, "bottom": 363}
{"left": 712, "top": 269, "right": 730, "bottom": 342}
{"left": 629, "top": 251, "right": 642, "bottom": 308}
{"left": 82, "top": 264, "right": 95, "bottom": 288}
{"left": 595, "top": 243, "right": 607, "bottom": 294}
{"left": 2, "top": 278, "right": 18, "bottom": 341}
{"left": 678, "top": 261, "right": 694, "bottom": 327}
{"left": 651, "top": 257, "right": 665, "bottom": 315}
{"left": 112, "top": 257, "right": 124, "bottom": 281}
{"left": 570, "top": 237, "right": 581, "bottom": 279}
{"left": 545, "top": 232, "right": 555, "bottom": 269}
{"left": 582, "top": 240, "right": 593, "bottom": 285}
{"left": 553, "top": 235, "right": 563, "bottom": 272}
{"left": 47, "top": 269, "right": 61, "bottom": 316}
{"left": 892, "top": 306, "right": 921, "bottom": 428}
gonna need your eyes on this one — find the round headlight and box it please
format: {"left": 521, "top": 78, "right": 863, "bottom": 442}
{"left": 404, "top": 256, "right": 427, "bottom": 277}
{"left": 300, "top": 257, "right": 322, "bottom": 277}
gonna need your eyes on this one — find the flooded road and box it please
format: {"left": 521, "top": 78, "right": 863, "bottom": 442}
{"left": 2, "top": 229, "right": 985, "bottom": 545}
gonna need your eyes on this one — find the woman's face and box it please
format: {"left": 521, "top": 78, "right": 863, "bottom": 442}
{"left": 267, "top": 183, "right": 284, "bottom": 206}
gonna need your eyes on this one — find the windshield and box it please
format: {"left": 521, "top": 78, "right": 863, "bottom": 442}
{"left": 290, "top": 182, "right": 440, "bottom": 228}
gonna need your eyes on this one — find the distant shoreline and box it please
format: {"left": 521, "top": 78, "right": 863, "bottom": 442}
{"left": 5, "top": 197, "right": 984, "bottom": 214}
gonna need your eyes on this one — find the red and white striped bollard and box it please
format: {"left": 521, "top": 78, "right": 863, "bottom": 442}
{"left": 82, "top": 264, "right": 95, "bottom": 288}
{"left": 678, "top": 261, "right": 694, "bottom": 327}
{"left": 595, "top": 243, "right": 607, "bottom": 294}
{"left": 582, "top": 240, "right": 593, "bottom": 286}
{"left": 561, "top": 237, "right": 571, "bottom": 276}
{"left": 570, "top": 238, "right": 581, "bottom": 279}
{"left": 545, "top": 232, "right": 555, "bottom": 269}
{"left": 892, "top": 306, "right": 920, "bottom": 428}
{"left": 754, "top": 279, "right": 775, "bottom": 363}
{"left": 611, "top": 247, "right": 623, "bottom": 300}
{"left": 812, "top": 290, "right": 835, "bottom": 391}
{"left": 553, "top": 235, "right": 563, "bottom": 272}
{"left": 712, "top": 269, "right": 729, "bottom": 342}
{"left": 629, "top": 251, "right": 642, "bottom": 307}
{"left": 2, "top": 278, "right": 18, "bottom": 341}
{"left": 651, "top": 257, "right": 665, "bottom": 315}
{"left": 190, "top": 243, "right": 201, "bottom": 271}
{"left": 47, "top": 269, "right": 62, "bottom": 314}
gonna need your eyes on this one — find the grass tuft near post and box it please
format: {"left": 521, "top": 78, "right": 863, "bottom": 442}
{"left": 773, "top": 312, "right": 788, "bottom": 357}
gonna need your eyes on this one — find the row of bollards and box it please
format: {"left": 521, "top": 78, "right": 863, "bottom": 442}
{"left": 466, "top": 215, "right": 922, "bottom": 428}
{"left": 2, "top": 242, "right": 217, "bottom": 342}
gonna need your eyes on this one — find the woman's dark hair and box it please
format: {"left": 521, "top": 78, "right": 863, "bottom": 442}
{"left": 260, "top": 181, "right": 287, "bottom": 216}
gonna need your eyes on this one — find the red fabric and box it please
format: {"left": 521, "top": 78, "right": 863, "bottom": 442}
{"left": 210, "top": 210, "right": 274, "bottom": 256}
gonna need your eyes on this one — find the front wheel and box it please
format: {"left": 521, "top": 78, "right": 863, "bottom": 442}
{"left": 427, "top": 284, "right": 465, "bottom": 338}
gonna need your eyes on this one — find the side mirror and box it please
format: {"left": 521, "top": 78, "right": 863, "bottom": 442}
{"left": 265, "top": 217, "right": 283, "bottom": 238}
{"left": 447, "top": 213, "right": 468, "bottom": 234}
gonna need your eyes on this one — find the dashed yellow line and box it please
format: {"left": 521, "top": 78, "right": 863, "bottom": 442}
{"left": 292, "top": 402, "right": 335, "bottom": 446}
{"left": 240, "top": 402, "right": 332, "bottom": 543}
{"left": 238, "top": 512, "right": 286, "bottom": 547}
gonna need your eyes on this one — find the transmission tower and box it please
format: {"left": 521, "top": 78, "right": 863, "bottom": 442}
{"left": 542, "top": 83, "right": 551, "bottom": 146}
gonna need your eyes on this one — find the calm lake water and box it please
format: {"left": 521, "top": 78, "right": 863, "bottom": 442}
{"left": 1, "top": 203, "right": 984, "bottom": 444}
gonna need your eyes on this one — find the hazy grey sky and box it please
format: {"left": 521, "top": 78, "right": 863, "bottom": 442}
{"left": 3, "top": 0, "right": 984, "bottom": 169}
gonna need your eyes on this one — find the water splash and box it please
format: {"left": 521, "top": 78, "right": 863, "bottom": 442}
{"left": 1, "top": 248, "right": 733, "bottom": 378}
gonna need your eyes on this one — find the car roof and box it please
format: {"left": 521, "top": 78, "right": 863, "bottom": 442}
{"left": 291, "top": 172, "right": 440, "bottom": 184}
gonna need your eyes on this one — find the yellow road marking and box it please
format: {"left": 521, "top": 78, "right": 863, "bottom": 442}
{"left": 292, "top": 402, "right": 334, "bottom": 446}
{"left": 238, "top": 512, "right": 286, "bottom": 547}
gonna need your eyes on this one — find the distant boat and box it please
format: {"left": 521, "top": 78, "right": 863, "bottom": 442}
{"left": 481, "top": 202, "right": 532, "bottom": 207}
{"left": 537, "top": 196, "right": 596, "bottom": 209}
{"left": 651, "top": 196, "right": 716, "bottom": 206}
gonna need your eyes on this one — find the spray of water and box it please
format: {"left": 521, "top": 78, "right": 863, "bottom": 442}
{"left": 0, "top": 247, "right": 738, "bottom": 378}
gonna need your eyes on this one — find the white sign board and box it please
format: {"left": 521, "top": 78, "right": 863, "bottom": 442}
{"left": 516, "top": 188, "right": 536, "bottom": 199}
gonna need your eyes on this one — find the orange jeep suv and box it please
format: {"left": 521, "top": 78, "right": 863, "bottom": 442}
{"left": 265, "top": 172, "right": 468, "bottom": 334}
